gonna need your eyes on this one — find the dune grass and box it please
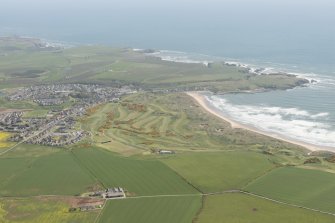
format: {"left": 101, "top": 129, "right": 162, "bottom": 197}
{"left": 81, "top": 93, "right": 303, "bottom": 156}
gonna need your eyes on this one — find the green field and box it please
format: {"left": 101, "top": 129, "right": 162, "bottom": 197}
{"left": 245, "top": 167, "right": 335, "bottom": 213}
{"left": 163, "top": 151, "right": 275, "bottom": 193}
{"left": 1, "top": 144, "right": 59, "bottom": 158}
{"left": 195, "top": 193, "right": 335, "bottom": 223}
{"left": 72, "top": 148, "right": 199, "bottom": 196}
{"left": 0, "top": 150, "right": 98, "bottom": 196}
{"left": 0, "top": 37, "right": 306, "bottom": 92}
{"left": 1, "top": 37, "right": 334, "bottom": 223}
{"left": 81, "top": 93, "right": 303, "bottom": 156}
{"left": 0, "top": 197, "right": 98, "bottom": 223}
{"left": 99, "top": 196, "right": 201, "bottom": 223}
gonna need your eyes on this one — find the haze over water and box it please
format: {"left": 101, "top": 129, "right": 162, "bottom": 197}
{"left": 1, "top": 0, "right": 334, "bottom": 148}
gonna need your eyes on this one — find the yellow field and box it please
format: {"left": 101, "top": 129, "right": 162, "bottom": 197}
{"left": 0, "top": 197, "right": 99, "bottom": 223}
{"left": 0, "top": 132, "right": 11, "bottom": 148}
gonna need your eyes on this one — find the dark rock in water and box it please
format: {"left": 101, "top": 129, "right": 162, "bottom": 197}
{"left": 295, "top": 78, "right": 310, "bottom": 86}
{"left": 136, "top": 49, "right": 156, "bottom": 54}
{"left": 254, "top": 68, "right": 265, "bottom": 73}
{"left": 311, "top": 79, "right": 317, "bottom": 83}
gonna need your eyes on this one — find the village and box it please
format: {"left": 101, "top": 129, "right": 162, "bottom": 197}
{"left": 0, "top": 84, "right": 137, "bottom": 146}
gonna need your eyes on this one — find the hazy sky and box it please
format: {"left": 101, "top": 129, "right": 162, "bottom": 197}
{"left": 1, "top": 0, "right": 334, "bottom": 64}
{"left": 1, "top": 0, "right": 334, "bottom": 13}
{"left": 1, "top": 0, "right": 334, "bottom": 26}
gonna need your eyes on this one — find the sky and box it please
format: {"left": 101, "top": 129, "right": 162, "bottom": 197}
{"left": 1, "top": 0, "right": 334, "bottom": 29}
{"left": 0, "top": 0, "right": 334, "bottom": 66}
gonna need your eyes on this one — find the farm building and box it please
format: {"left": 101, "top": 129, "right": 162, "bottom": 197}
{"left": 90, "top": 187, "right": 126, "bottom": 199}
{"left": 103, "top": 187, "right": 125, "bottom": 199}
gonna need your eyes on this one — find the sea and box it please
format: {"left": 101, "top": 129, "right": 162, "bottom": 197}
{"left": 0, "top": 1, "right": 334, "bottom": 148}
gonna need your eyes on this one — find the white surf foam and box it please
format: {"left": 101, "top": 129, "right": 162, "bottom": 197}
{"left": 147, "top": 49, "right": 334, "bottom": 89}
{"left": 207, "top": 95, "right": 335, "bottom": 148}
{"left": 146, "top": 50, "right": 214, "bottom": 66}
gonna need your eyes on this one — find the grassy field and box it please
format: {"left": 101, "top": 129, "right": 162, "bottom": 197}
{"left": 0, "top": 144, "right": 60, "bottom": 158}
{"left": 0, "top": 37, "right": 331, "bottom": 223}
{"left": 99, "top": 196, "right": 201, "bottom": 223}
{"left": 245, "top": 167, "right": 335, "bottom": 213}
{"left": 0, "top": 197, "right": 99, "bottom": 223}
{"left": 0, "top": 37, "right": 305, "bottom": 92}
{"left": 195, "top": 193, "right": 335, "bottom": 223}
{"left": 72, "top": 148, "right": 199, "bottom": 196}
{"left": 81, "top": 93, "right": 304, "bottom": 156}
{"left": 163, "top": 151, "right": 276, "bottom": 193}
{"left": 0, "top": 150, "right": 99, "bottom": 196}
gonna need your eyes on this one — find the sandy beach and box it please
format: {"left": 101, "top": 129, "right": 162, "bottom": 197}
{"left": 187, "top": 92, "right": 335, "bottom": 153}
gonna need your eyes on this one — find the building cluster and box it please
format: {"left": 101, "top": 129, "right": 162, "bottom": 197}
{"left": 7, "top": 84, "right": 136, "bottom": 105}
{"left": 90, "top": 187, "right": 126, "bottom": 199}
{"left": 2, "top": 84, "right": 136, "bottom": 147}
{"left": 34, "top": 98, "right": 64, "bottom": 106}
{"left": 0, "top": 111, "right": 24, "bottom": 131}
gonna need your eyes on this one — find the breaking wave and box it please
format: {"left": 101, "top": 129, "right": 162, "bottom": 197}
{"left": 206, "top": 95, "right": 335, "bottom": 148}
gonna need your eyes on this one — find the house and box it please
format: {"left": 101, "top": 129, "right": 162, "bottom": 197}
{"left": 91, "top": 187, "right": 126, "bottom": 199}
{"left": 103, "top": 187, "right": 125, "bottom": 199}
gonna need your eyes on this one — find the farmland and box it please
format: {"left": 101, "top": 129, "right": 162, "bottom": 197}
{"left": 1, "top": 37, "right": 335, "bottom": 222}
{"left": 0, "top": 197, "right": 99, "bottom": 223}
{"left": 245, "top": 167, "right": 335, "bottom": 213}
{"left": 163, "top": 151, "right": 276, "bottom": 193}
{"left": 195, "top": 193, "right": 335, "bottom": 223}
{"left": 72, "top": 148, "right": 199, "bottom": 196}
{"left": 99, "top": 196, "right": 201, "bottom": 223}
{"left": 0, "top": 150, "right": 99, "bottom": 196}
{"left": 0, "top": 132, "right": 11, "bottom": 148}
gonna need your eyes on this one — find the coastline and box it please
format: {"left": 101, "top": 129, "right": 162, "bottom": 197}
{"left": 186, "top": 91, "right": 335, "bottom": 153}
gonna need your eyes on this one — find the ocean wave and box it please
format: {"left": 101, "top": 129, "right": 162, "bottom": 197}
{"left": 147, "top": 50, "right": 214, "bottom": 66}
{"left": 207, "top": 95, "right": 335, "bottom": 148}
{"left": 145, "top": 49, "right": 334, "bottom": 86}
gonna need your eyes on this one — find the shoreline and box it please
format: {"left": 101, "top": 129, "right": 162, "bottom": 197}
{"left": 186, "top": 91, "right": 335, "bottom": 153}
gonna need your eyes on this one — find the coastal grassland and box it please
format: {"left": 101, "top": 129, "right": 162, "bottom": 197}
{"left": 81, "top": 93, "right": 303, "bottom": 155}
{"left": 0, "top": 132, "right": 11, "bottom": 148}
{"left": 99, "top": 196, "right": 201, "bottom": 223}
{"left": 0, "top": 37, "right": 306, "bottom": 92}
{"left": 245, "top": 167, "right": 335, "bottom": 213}
{"left": 0, "top": 197, "right": 99, "bottom": 223}
{"left": 162, "top": 151, "right": 276, "bottom": 193}
{"left": 71, "top": 148, "right": 199, "bottom": 196}
{"left": 0, "top": 150, "right": 99, "bottom": 196}
{"left": 91, "top": 55, "right": 305, "bottom": 92}
{"left": 195, "top": 193, "right": 335, "bottom": 223}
